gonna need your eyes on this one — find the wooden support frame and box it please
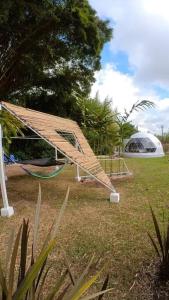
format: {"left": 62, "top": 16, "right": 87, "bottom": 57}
{"left": 0, "top": 101, "right": 120, "bottom": 214}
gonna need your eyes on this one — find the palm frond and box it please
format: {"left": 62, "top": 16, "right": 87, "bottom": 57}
{"left": 125, "top": 100, "right": 155, "bottom": 121}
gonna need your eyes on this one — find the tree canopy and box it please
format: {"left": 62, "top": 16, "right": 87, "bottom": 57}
{"left": 0, "top": 0, "right": 112, "bottom": 118}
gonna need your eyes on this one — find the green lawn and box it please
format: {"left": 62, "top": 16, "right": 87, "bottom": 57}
{"left": 1, "top": 157, "right": 169, "bottom": 299}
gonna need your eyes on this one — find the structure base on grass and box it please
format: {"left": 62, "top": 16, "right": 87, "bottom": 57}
{"left": 110, "top": 192, "right": 120, "bottom": 203}
{"left": 1, "top": 206, "right": 14, "bottom": 217}
{"left": 75, "top": 176, "right": 81, "bottom": 182}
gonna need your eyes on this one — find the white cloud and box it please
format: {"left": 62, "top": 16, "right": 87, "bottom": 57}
{"left": 90, "top": 0, "right": 169, "bottom": 89}
{"left": 89, "top": 0, "right": 169, "bottom": 134}
{"left": 91, "top": 64, "right": 169, "bottom": 134}
{"left": 91, "top": 64, "right": 140, "bottom": 112}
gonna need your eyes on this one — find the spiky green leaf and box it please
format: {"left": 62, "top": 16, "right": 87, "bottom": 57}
{"left": 13, "top": 239, "right": 57, "bottom": 300}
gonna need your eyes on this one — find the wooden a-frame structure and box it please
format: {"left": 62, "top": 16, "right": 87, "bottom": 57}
{"left": 0, "top": 101, "right": 119, "bottom": 217}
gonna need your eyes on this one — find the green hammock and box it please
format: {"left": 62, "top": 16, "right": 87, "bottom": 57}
{"left": 21, "top": 164, "right": 65, "bottom": 179}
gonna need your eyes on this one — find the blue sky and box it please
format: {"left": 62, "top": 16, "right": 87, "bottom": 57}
{"left": 101, "top": 46, "right": 134, "bottom": 75}
{"left": 89, "top": 0, "right": 169, "bottom": 134}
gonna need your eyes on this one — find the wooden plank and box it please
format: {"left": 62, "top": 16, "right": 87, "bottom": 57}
{"left": 2, "top": 102, "right": 77, "bottom": 124}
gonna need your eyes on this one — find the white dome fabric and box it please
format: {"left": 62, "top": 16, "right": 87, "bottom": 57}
{"left": 123, "top": 132, "right": 164, "bottom": 158}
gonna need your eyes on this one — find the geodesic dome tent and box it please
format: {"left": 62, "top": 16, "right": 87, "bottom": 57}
{"left": 123, "top": 132, "right": 164, "bottom": 158}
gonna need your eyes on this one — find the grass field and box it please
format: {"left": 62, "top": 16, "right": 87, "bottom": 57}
{"left": 1, "top": 157, "right": 169, "bottom": 299}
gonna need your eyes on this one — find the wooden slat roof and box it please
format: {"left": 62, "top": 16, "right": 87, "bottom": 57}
{"left": 1, "top": 101, "right": 115, "bottom": 192}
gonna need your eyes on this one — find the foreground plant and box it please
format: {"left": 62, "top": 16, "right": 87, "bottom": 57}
{"left": 148, "top": 206, "right": 169, "bottom": 282}
{"left": 0, "top": 186, "right": 112, "bottom": 299}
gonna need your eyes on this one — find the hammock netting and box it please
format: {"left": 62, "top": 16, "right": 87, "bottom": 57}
{"left": 18, "top": 157, "right": 65, "bottom": 167}
{"left": 21, "top": 164, "right": 65, "bottom": 179}
{"left": 4, "top": 154, "right": 67, "bottom": 179}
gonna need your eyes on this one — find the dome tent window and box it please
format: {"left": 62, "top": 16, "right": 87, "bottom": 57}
{"left": 123, "top": 132, "right": 164, "bottom": 158}
{"left": 125, "top": 138, "right": 156, "bottom": 153}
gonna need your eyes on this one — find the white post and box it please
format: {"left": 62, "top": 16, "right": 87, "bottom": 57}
{"left": 75, "top": 140, "right": 81, "bottom": 182}
{"left": 0, "top": 104, "right": 14, "bottom": 217}
{"left": 109, "top": 182, "right": 120, "bottom": 203}
{"left": 76, "top": 163, "right": 81, "bottom": 182}
{"left": 110, "top": 192, "right": 120, "bottom": 203}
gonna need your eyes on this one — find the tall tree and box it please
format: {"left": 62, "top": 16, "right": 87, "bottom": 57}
{"left": 0, "top": 0, "right": 112, "bottom": 118}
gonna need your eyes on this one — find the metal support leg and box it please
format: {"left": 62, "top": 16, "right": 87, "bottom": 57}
{"left": 75, "top": 164, "right": 81, "bottom": 182}
{"left": 75, "top": 141, "right": 81, "bottom": 182}
{"left": 0, "top": 104, "right": 14, "bottom": 217}
{"left": 55, "top": 148, "right": 59, "bottom": 170}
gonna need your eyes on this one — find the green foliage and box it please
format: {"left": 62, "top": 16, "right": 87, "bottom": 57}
{"left": 0, "top": 110, "right": 24, "bottom": 153}
{"left": 0, "top": 0, "right": 112, "bottom": 118}
{"left": 10, "top": 138, "right": 55, "bottom": 160}
{"left": 0, "top": 186, "right": 112, "bottom": 299}
{"left": 148, "top": 207, "right": 169, "bottom": 282}
{"left": 76, "top": 94, "right": 119, "bottom": 155}
{"left": 115, "top": 120, "right": 137, "bottom": 150}
{"left": 76, "top": 97, "right": 154, "bottom": 155}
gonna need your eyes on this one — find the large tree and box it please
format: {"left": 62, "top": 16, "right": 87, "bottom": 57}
{"left": 0, "top": 0, "right": 112, "bottom": 118}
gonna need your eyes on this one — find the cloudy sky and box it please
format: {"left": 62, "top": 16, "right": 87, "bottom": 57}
{"left": 89, "top": 0, "right": 169, "bottom": 134}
